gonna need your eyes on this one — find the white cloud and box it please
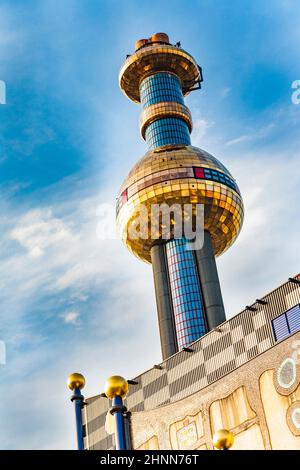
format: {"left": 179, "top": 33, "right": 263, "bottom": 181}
{"left": 0, "top": 7, "right": 19, "bottom": 46}
{"left": 0, "top": 179, "right": 159, "bottom": 449}
{"left": 10, "top": 209, "right": 77, "bottom": 258}
{"left": 61, "top": 311, "right": 80, "bottom": 325}
{"left": 191, "top": 117, "right": 215, "bottom": 147}
{"left": 218, "top": 146, "right": 300, "bottom": 315}
{"left": 225, "top": 123, "right": 275, "bottom": 147}
{"left": 220, "top": 86, "right": 231, "bottom": 99}
{"left": 225, "top": 135, "right": 249, "bottom": 147}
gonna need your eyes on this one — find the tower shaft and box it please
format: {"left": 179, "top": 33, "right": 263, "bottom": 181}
{"left": 165, "top": 238, "right": 207, "bottom": 351}
{"left": 151, "top": 244, "right": 178, "bottom": 359}
{"left": 195, "top": 231, "right": 226, "bottom": 331}
{"left": 151, "top": 231, "right": 225, "bottom": 360}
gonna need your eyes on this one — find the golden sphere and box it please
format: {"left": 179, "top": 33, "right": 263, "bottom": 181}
{"left": 213, "top": 429, "right": 234, "bottom": 450}
{"left": 67, "top": 373, "right": 86, "bottom": 391}
{"left": 104, "top": 375, "right": 129, "bottom": 399}
{"left": 117, "top": 146, "right": 244, "bottom": 263}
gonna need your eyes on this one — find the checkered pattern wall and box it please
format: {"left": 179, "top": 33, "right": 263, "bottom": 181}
{"left": 83, "top": 275, "right": 300, "bottom": 450}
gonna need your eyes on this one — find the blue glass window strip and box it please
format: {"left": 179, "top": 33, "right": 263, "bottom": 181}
{"left": 166, "top": 238, "right": 207, "bottom": 349}
{"left": 272, "top": 304, "right": 300, "bottom": 341}
{"left": 145, "top": 117, "right": 191, "bottom": 150}
{"left": 140, "top": 72, "right": 184, "bottom": 109}
{"left": 194, "top": 167, "right": 240, "bottom": 194}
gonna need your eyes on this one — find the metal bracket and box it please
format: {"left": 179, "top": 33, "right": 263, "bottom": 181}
{"left": 109, "top": 405, "right": 128, "bottom": 416}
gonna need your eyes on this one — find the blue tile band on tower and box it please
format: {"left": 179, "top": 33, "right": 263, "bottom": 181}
{"left": 140, "top": 73, "right": 185, "bottom": 108}
{"left": 145, "top": 117, "right": 191, "bottom": 149}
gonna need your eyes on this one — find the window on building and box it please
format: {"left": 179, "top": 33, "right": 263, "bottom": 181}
{"left": 272, "top": 304, "right": 300, "bottom": 341}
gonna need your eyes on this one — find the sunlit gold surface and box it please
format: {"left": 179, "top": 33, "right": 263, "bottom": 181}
{"left": 135, "top": 38, "right": 149, "bottom": 50}
{"left": 104, "top": 375, "right": 129, "bottom": 399}
{"left": 117, "top": 145, "right": 244, "bottom": 263}
{"left": 150, "top": 33, "right": 170, "bottom": 44}
{"left": 119, "top": 44, "right": 200, "bottom": 103}
{"left": 67, "top": 372, "right": 86, "bottom": 391}
{"left": 213, "top": 429, "right": 234, "bottom": 450}
{"left": 140, "top": 102, "right": 192, "bottom": 139}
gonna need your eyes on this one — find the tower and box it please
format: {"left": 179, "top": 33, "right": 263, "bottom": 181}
{"left": 117, "top": 33, "right": 244, "bottom": 360}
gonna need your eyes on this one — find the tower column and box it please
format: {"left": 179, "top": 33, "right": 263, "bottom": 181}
{"left": 151, "top": 244, "right": 178, "bottom": 359}
{"left": 195, "top": 231, "right": 226, "bottom": 330}
{"left": 152, "top": 234, "right": 226, "bottom": 358}
{"left": 165, "top": 238, "right": 208, "bottom": 351}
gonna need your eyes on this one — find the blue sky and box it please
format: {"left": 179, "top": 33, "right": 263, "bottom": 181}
{"left": 0, "top": 0, "right": 299, "bottom": 449}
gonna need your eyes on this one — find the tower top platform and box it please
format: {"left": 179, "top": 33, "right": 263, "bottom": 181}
{"left": 119, "top": 33, "right": 201, "bottom": 103}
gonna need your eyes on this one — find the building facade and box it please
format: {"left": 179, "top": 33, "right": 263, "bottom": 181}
{"left": 82, "top": 274, "right": 300, "bottom": 450}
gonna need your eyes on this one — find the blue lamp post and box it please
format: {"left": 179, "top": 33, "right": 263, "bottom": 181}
{"left": 104, "top": 375, "right": 129, "bottom": 450}
{"left": 67, "top": 373, "right": 86, "bottom": 450}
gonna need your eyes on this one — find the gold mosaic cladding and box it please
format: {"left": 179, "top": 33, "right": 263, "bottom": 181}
{"left": 116, "top": 146, "right": 244, "bottom": 264}
{"left": 140, "top": 102, "right": 192, "bottom": 139}
{"left": 119, "top": 45, "right": 200, "bottom": 103}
